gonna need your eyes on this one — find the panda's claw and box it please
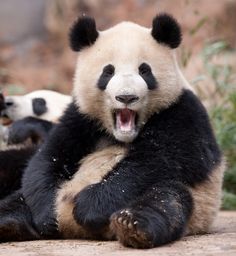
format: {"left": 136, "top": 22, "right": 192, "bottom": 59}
{"left": 110, "top": 208, "right": 151, "bottom": 248}
{"left": 122, "top": 219, "right": 128, "bottom": 226}
{"left": 127, "top": 222, "right": 133, "bottom": 229}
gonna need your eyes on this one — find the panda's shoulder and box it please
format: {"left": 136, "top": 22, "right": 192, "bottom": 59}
{"left": 58, "top": 102, "right": 100, "bottom": 128}
{"left": 175, "top": 89, "right": 206, "bottom": 112}
{"left": 144, "top": 89, "right": 214, "bottom": 140}
{"left": 169, "top": 89, "right": 206, "bottom": 113}
{"left": 159, "top": 89, "right": 209, "bottom": 122}
{"left": 49, "top": 101, "right": 105, "bottom": 148}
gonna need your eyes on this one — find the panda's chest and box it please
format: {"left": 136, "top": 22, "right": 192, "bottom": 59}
{"left": 73, "top": 138, "right": 127, "bottom": 189}
{"left": 94, "top": 137, "right": 114, "bottom": 151}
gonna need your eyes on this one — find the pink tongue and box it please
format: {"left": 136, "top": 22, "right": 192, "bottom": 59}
{"left": 117, "top": 109, "right": 135, "bottom": 132}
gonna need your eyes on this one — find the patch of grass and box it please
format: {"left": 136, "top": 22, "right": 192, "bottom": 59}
{"left": 223, "top": 191, "right": 236, "bottom": 210}
{"left": 4, "top": 84, "right": 26, "bottom": 95}
{"left": 189, "top": 16, "right": 208, "bottom": 35}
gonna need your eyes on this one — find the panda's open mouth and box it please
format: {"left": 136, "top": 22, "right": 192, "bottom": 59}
{"left": 114, "top": 109, "right": 138, "bottom": 133}
{"left": 0, "top": 112, "right": 12, "bottom": 125}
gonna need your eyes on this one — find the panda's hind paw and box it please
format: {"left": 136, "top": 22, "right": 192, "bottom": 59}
{"left": 110, "top": 208, "right": 153, "bottom": 248}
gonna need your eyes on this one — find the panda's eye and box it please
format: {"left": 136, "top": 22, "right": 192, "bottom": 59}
{"left": 138, "top": 63, "right": 157, "bottom": 90}
{"left": 97, "top": 64, "right": 115, "bottom": 90}
{"left": 138, "top": 63, "right": 151, "bottom": 75}
{"left": 103, "top": 64, "right": 115, "bottom": 76}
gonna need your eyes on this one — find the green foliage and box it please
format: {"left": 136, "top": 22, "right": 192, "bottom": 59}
{"left": 202, "top": 41, "right": 236, "bottom": 209}
{"left": 4, "top": 84, "right": 26, "bottom": 95}
{"left": 223, "top": 191, "right": 236, "bottom": 210}
{"left": 189, "top": 16, "right": 208, "bottom": 36}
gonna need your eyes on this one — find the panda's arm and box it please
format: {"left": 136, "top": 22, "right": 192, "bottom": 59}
{"left": 21, "top": 102, "right": 104, "bottom": 237}
{"left": 73, "top": 90, "right": 222, "bottom": 232}
{"left": 8, "top": 117, "right": 54, "bottom": 145}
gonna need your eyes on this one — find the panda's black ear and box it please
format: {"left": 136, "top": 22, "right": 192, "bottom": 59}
{"left": 151, "top": 13, "right": 182, "bottom": 49}
{"left": 69, "top": 16, "right": 99, "bottom": 52}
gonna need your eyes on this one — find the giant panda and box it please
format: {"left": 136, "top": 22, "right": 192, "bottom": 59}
{"left": 0, "top": 14, "right": 225, "bottom": 248}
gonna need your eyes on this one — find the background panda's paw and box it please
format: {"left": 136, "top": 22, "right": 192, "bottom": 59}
{"left": 8, "top": 121, "right": 30, "bottom": 144}
{"left": 110, "top": 208, "right": 154, "bottom": 248}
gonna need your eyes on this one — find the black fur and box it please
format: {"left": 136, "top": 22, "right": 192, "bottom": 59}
{"left": 151, "top": 13, "right": 182, "bottom": 49}
{"left": 8, "top": 117, "right": 54, "bottom": 145}
{"left": 111, "top": 181, "right": 193, "bottom": 248}
{"left": 97, "top": 64, "right": 115, "bottom": 90}
{"left": 69, "top": 16, "right": 99, "bottom": 52}
{"left": 0, "top": 90, "right": 221, "bottom": 245}
{"left": 0, "top": 146, "right": 36, "bottom": 200}
{"left": 0, "top": 192, "right": 39, "bottom": 242}
{"left": 138, "top": 63, "right": 157, "bottom": 90}
{"left": 32, "top": 98, "right": 47, "bottom": 116}
{"left": 0, "top": 93, "right": 5, "bottom": 113}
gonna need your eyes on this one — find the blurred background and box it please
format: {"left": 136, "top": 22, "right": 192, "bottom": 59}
{"left": 0, "top": 0, "right": 235, "bottom": 209}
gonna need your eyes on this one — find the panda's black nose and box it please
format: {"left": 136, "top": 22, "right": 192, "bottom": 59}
{"left": 115, "top": 95, "right": 139, "bottom": 104}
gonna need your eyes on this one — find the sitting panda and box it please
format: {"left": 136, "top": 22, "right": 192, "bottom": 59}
{"left": 0, "top": 90, "right": 71, "bottom": 199}
{"left": 0, "top": 14, "right": 225, "bottom": 248}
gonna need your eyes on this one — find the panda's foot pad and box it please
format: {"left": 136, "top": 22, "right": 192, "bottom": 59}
{"left": 110, "top": 209, "right": 153, "bottom": 248}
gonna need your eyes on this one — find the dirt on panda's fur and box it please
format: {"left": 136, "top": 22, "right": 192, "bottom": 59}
{"left": 0, "top": 211, "right": 235, "bottom": 256}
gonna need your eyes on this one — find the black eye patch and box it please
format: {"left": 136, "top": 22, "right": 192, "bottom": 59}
{"left": 97, "top": 64, "right": 115, "bottom": 90}
{"left": 32, "top": 98, "right": 47, "bottom": 116}
{"left": 138, "top": 63, "right": 157, "bottom": 90}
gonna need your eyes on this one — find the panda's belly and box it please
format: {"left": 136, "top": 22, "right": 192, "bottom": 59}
{"left": 55, "top": 145, "right": 127, "bottom": 239}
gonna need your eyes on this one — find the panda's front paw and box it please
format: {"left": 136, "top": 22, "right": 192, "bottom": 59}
{"left": 8, "top": 121, "right": 29, "bottom": 144}
{"left": 110, "top": 208, "right": 154, "bottom": 248}
{"left": 73, "top": 184, "right": 110, "bottom": 231}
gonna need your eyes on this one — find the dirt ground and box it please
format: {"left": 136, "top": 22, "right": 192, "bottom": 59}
{"left": 0, "top": 211, "right": 235, "bottom": 256}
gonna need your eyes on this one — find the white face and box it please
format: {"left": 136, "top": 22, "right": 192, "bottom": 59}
{"left": 73, "top": 22, "right": 184, "bottom": 143}
{"left": 3, "top": 90, "right": 71, "bottom": 122}
{"left": 105, "top": 72, "right": 148, "bottom": 142}
{"left": 3, "top": 96, "right": 33, "bottom": 121}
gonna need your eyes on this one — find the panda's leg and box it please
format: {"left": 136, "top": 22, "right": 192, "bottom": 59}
{"left": 0, "top": 191, "right": 40, "bottom": 242}
{"left": 110, "top": 181, "right": 193, "bottom": 248}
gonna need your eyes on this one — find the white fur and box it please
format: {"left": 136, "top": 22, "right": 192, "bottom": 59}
{"left": 4, "top": 90, "right": 71, "bottom": 122}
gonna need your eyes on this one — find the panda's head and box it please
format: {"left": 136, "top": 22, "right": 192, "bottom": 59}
{"left": 71, "top": 14, "right": 185, "bottom": 143}
{"left": 2, "top": 90, "right": 71, "bottom": 123}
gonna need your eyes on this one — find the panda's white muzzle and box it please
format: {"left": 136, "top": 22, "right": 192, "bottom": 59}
{"left": 114, "top": 94, "right": 138, "bottom": 133}
{"left": 106, "top": 73, "right": 148, "bottom": 142}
